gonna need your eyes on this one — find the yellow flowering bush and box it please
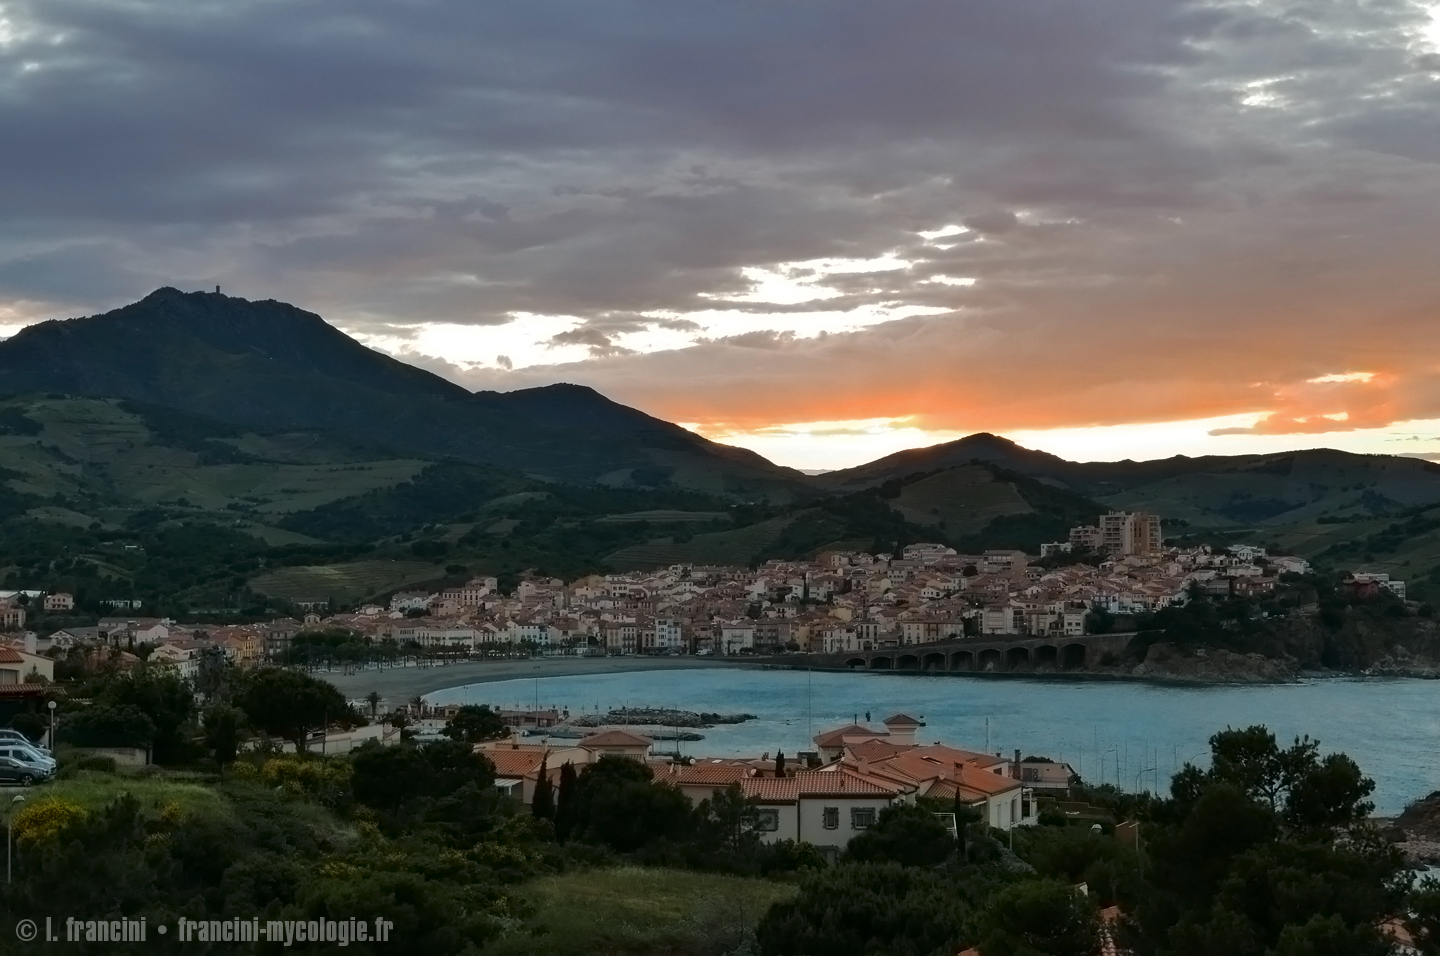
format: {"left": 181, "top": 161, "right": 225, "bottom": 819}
{"left": 318, "top": 859, "right": 364, "bottom": 880}
{"left": 158, "top": 799, "right": 184, "bottom": 825}
{"left": 12, "top": 798, "right": 89, "bottom": 847}
{"left": 232, "top": 754, "right": 352, "bottom": 806}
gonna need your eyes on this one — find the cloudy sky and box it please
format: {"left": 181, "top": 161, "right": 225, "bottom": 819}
{"left": 3, "top": 0, "right": 1440, "bottom": 469}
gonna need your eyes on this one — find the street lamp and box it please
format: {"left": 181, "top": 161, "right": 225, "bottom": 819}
{"left": 1134, "top": 766, "right": 1158, "bottom": 795}
{"left": 8, "top": 794, "right": 25, "bottom": 883}
{"left": 46, "top": 700, "right": 56, "bottom": 749}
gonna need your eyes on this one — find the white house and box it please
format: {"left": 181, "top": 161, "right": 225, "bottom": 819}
{"left": 739, "top": 767, "right": 916, "bottom": 853}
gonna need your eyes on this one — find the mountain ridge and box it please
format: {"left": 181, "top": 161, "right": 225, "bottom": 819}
{"left": 7, "top": 288, "right": 1440, "bottom": 530}
{"left": 0, "top": 289, "right": 806, "bottom": 498}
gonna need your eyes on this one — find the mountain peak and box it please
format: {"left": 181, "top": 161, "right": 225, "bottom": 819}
{"left": 0, "top": 289, "right": 806, "bottom": 493}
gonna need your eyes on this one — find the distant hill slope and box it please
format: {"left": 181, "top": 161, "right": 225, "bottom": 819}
{"left": 824, "top": 434, "right": 1440, "bottom": 530}
{"left": 0, "top": 288, "right": 808, "bottom": 499}
{"left": 0, "top": 394, "right": 427, "bottom": 529}
{"left": 815, "top": 433, "right": 1076, "bottom": 493}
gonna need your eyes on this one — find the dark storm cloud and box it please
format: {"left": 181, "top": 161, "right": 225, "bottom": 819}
{"left": 3, "top": 0, "right": 1440, "bottom": 437}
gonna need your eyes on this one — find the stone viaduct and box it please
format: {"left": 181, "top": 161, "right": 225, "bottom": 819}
{"left": 771, "top": 632, "right": 1139, "bottom": 675}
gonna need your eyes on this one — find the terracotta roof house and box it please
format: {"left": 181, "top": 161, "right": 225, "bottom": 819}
{"left": 475, "top": 741, "right": 590, "bottom": 803}
{"left": 579, "top": 730, "right": 653, "bottom": 760}
{"left": 814, "top": 723, "right": 888, "bottom": 761}
{"left": 737, "top": 767, "right": 916, "bottom": 853}
{"left": 881, "top": 713, "right": 924, "bottom": 745}
{"left": 843, "top": 743, "right": 1032, "bottom": 830}
{"left": 661, "top": 760, "right": 756, "bottom": 805}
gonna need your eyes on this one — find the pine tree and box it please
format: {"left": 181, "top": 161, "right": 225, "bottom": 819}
{"left": 532, "top": 756, "right": 554, "bottom": 819}
{"left": 554, "top": 761, "right": 578, "bottom": 841}
{"left": 775, "top": 751, "right": 786, "bottom": 778}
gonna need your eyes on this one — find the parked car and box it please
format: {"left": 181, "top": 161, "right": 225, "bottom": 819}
{"left": 0, "top": 746, "right": 55, "bottom": 776}
{"left": 0, "top": 729, "right": 49, "bottom": 754}
{"left": 0, "top": 755, "right": 49, "bottom": 786}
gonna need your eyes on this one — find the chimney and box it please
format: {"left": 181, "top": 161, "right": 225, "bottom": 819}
{"left": 1013, "top": 749, "right": 1021, "bottom": 779}
{"left": 24, "top": 632, "right": 36, "bottom": 655}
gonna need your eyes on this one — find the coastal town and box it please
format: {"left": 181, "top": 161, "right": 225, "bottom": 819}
{"left": 1, "top": 511, "right": 1407, "bottom": 684}
{"left": 9, "top": 3, "right": 1438, "bottom": 948}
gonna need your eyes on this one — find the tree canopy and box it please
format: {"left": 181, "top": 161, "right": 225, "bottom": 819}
{"left": 443, "top": 704, "right": 508, "bottom": 743}
{"left": 233, "top": 667, "right": 353, "bottom": 749}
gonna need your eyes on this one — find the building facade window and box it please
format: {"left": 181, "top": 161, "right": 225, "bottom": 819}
{"left": 851, "top": 807, "right": 876, "bottom": 829}
{"left": 755, "top": 809, "right": 780, "bottom": 832}
{"left": 822, "top": 807, "right": 839, "bottom": 829}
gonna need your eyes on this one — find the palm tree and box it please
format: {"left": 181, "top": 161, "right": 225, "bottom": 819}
{"left": 365, "top": 691, "right": 382, "bottom": 720}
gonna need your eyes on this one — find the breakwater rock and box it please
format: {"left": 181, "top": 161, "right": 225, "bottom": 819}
{"left": 566, "top": 707, "right": 757, "bottom": 728}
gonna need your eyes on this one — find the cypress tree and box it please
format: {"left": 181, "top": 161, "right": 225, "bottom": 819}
{"left": 532, "top": 756, "right": 554, "bottom": 819}
{"left": 554, "top": 761, "right": 578, "bottom": 841}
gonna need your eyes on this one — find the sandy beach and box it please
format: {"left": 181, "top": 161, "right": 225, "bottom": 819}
{"left": 320, "top": 656, "right": 741, "bottom": 702}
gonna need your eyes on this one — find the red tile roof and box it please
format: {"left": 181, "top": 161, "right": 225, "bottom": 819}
{"left": 669, "top": 764, "right": 754, "bottom": 786}
{"left": 580, "top": 730, "right": 653, "bottom": 748}
{"left": 0, "top": 648, "right": 24, "bottom": 664}
{"left": 813, "top": 723, "right": 886, "bottom": 747}
{"left": 883, "top": 713, "right": 923, "bottom": 727}
{"left": 740, "top": 778, "right": 801, "bottom": 802}
{"left": 846, "top": 739, "right": 915, "bottom": 762}
{"left": 741, "top": 768, "right": 912, "bottom": 804}
{"left": 484, "top": 749, "right": 548, "bottom": 778}
{"left": 0, "top": 683, "right": 46, "bottom": 698}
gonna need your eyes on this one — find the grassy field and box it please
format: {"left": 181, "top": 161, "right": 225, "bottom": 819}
{"left": 33, "top": 771, "right": 233, "bottom": 818}
{"left": 887, "top": 465, "right": 1033, "bottom": 534}
{"left": 249, "top": 559, "right": 447, "bottom": 603}
{"left": 605, "top": 513, "right": 802, "bottom": 570}
{"left": 486, "top": 867, "right": 796, "bottom": 956}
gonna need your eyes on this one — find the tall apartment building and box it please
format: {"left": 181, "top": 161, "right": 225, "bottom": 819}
{"left": 1100, "top": 511, "right": 1162, "bottom": 556}
{"left": 1070, "top": 511, "right": 1162, "bottom": 556}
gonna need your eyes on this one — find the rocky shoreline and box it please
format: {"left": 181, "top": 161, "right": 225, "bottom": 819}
{"left": 1388, "top": 792, "right": 1440, "bottom": 866}
{"left": 1118, "top": 643, "right": 1303, "bottom": 684}
{"left": 1116, "top": 643, "right": 1440, "bottom": 684}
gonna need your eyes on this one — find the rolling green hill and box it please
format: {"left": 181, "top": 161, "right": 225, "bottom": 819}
{"left": 0, "top": 395, "right": 427, "bottom": 524}
{"left": 883, "top": 464, "right": 1034, "bottom": 534}
{"left": 249, "top": 560, "right": 449, "bottom": 604}
{"left": 605, "top": 513, "right": 807, "bottom": 570}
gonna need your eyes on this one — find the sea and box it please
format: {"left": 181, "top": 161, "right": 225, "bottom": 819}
{"left": 427, "top": 668, "right": 1440, "bottom": 815}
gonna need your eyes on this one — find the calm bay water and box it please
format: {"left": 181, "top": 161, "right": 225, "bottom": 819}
{"left": 428, "top": 668, "right": 1440, "bottom": 815}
